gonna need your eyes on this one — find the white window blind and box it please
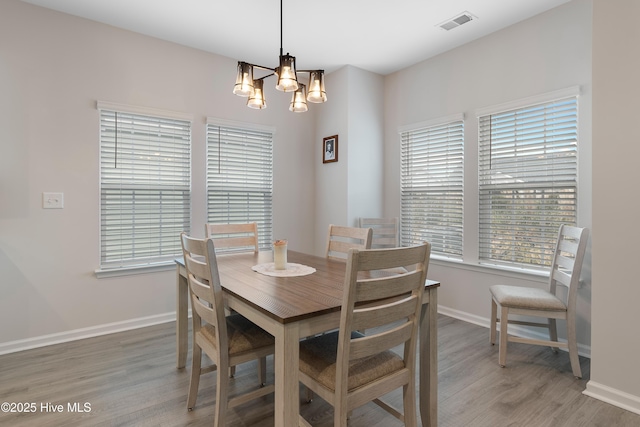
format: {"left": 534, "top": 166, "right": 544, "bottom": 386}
{"left": 478, "top": 96, "right": 578, "bottom": 268}
{"left": 99, "top": 108, "right": 191, "bottom": 269}
{"left": 400, "top": 118, "right": 464, "bottom": 258}
{"left": 206, "top": 122, "right": 273, "bottom": 250}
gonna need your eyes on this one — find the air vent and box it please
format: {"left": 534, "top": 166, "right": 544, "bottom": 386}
{"left": 438, "top": 11, "right": 476, "bottom": 31}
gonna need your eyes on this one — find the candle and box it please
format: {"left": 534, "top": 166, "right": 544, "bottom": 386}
{"left": 273, "top": 239, "right": 288, "bottom": 270}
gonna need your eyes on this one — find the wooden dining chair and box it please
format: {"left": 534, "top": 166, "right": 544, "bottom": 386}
{"left": 298, "top": 242, "right": 431, "bottom": 427}
{"left": 180, "top": 233, "right": 274, "bottom": 426}
{"left": 325, "top": 224, "right": 373, "bottom": 261}
{"left": 358, "top": 217, "right": 399, "bottom": 248}
{"left": 489, "top": 224, "right": 589, "bottom": 378}
{"left": 205, "top": 222, "right": 259, "bottom": 253}
{"left": 205, "top": 222, "right": 260, "bottom": 376}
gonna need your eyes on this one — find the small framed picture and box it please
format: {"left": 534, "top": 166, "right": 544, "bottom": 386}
{"left": 323, "top": 135, "right": 338, "bottom": 163}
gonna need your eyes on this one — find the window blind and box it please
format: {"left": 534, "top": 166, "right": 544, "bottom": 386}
{"left": 478, "top": 97, "right": 578, "bottom": 268}
{"left": 206, "top": 123, "right": 273, "bottom": 250}
{"left": 99, "top": 109, "right": 191, "bottom": 269}
{"left": 400, "top": 119, "right": 464, "bottom": 258}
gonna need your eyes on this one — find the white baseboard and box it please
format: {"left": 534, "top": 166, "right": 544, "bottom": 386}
{"left": 438, "top": 305, "right": 491, "bottom": 328}
{"left": 437, "top": 304, "right": 592, "bottom": 358}
{"left": 0, "top": 312, "right": 178, "bottom": 356}
{"left": 584, "top": 381, "right": 640, "bottom": 416}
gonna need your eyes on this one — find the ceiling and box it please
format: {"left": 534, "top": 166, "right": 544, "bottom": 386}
{"left": 22, "top": 0, "right": 571, "bottom": 75}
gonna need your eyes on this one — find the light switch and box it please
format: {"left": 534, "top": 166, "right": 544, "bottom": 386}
{"left": 43, "top": 192, "right": 64, "bottom": 209}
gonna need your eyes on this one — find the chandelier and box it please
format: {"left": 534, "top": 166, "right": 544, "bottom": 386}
{"left": 232, "top": 0, "right": 327, "bottom": 112}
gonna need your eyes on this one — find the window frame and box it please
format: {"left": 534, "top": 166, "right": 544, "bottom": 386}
{"left": 399, "top": 113, "right": 465, "bottom": 259}
{"left": 96, "top": 101, "right": 192, "bottom": 277}
{"left": 476, "top": 87, "right": 580, "bottom": 270}
{"left": 205, "top": 118, "right": 274, "bottom": 251}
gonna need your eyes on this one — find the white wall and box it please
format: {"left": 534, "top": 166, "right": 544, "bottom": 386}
{"left": 585, "top": 0, "right": 640, "bottom": 414}
{"left": 384, "top": 0, "right": 593, "bottom": 347}
{"left": 347, "top": 67, "right": 385, "bottom": 225}
{"left": 314, "top": 67, "right": 349, "bottom": 255}
{"left": 0, "top": 0, "right": 316, "bottom": 348}
{"left": 314, "top": 65, "right": 385, "bottom": 256}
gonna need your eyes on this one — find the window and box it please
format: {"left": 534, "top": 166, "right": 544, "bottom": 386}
{"left": 206, "top": 120, "right": 273, "bottom": 250}
{"left": 478, "top": 94, "right": 578, "bottom": 269}
{"left": 400, "top": 115, "right": 464, "bottom": 258}
{"left": 98, "top": 103, "right": 191, "bottom": 270}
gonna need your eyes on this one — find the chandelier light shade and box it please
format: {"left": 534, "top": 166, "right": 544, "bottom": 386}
{"left": 232, "top": 0, "right": 326, "bottom": 112}
{"left": 307, "top": 70, "right": 327, "bottom": 103}
{"left": 289, "top": 83, "right": 308, "bottom": 112}
{"left": 247, "top": 79, "right": 267, "bottom": 109}
{"left": 276, "top": 54, "right": 299, "bottom": 92}
{"left": 233, "top": 62, "right": 254, "bottom": 97}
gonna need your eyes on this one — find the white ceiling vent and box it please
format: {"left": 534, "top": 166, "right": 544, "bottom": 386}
{"left": 438, "top": 12, "right": 476, "bottom": 31}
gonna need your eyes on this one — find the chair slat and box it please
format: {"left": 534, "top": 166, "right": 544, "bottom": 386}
{"left": 358, "top": 218, "right": 399, "bottom": 248}
{"left": 355, "top": 271, "right": 422, "bottom": 302}
{"left": 325, "top": 224, "right": 372, "bottom": 261}
{"left": 558, "top": 239, "right": 578, "bottom": 254}
{"left": 555, "top": 254, "right": 576, "bottom": 271}
{"left": 551, "top": 268, "right": 572, "bottom": 287}
{"left": 349, "top": 322, "right": 413, "bottom": 360}
{"left": 205, "top": 222, "right": 259, "bottom": 253}
{"left": 356, "top": 246, "right": 427, "bottom": 271}
{"left": 352, "top": 296, "right": 418, "bottom": 331}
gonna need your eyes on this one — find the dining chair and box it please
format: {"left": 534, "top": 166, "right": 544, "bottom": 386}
{"left": 205, "top": 222, "right": 259, "bottom": 253}
{"left": 205, "top": 221, "right": 260, "bottom": 377}
{"left": 325, "top": 224, "right": 373, "bottom": 261}
{"left": 489, "top": 224, "right": 589, "bottom": 378}
{"left": 357, "top": 217, "right": 399, "bottom": 248}
{"left": 298, "top": 242, "right": 431, "bottom": 427}
{"left": 180, "top": 233, "right": 274, "bottom": 426}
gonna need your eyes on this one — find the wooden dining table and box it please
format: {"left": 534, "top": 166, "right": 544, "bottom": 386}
{"left": 175, "top": 250, "right": 440, "bottom": 427}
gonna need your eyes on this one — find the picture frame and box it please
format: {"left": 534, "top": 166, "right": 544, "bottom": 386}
{"left": 322, "top": 135, "right": 338, "bottom": 163}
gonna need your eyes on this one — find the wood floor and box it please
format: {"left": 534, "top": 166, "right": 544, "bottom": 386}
{"left": 1, "top": 315, "right": 638, "bottom": 426}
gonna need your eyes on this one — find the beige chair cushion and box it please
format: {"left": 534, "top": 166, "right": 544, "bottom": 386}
{"left": 299, "top": 331, "right": 405, "bottom": 392}
{"left": 200, "top": 314, "right": 274, "bottom": 355}
{"left": 490, "top": 285, "right": 566, "bottom": 311}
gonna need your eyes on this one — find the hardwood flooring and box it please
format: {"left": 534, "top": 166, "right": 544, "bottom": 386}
{"left": 1, "top": 315, "right": 638, "bottom": 426}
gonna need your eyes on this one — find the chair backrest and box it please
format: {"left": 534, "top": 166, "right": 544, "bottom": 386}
{"left": 357, "top": 217, "right": 399, "bottom": 248}
{"left": 336, "top": 243, "right": 431, "bottom": 400}
{"left": 204, "top": 222, "right": 259, "bottom": 253}
{"left": 549, "top": 225, "right": 589, "bottom": 308}
{"left": 325, "top": 224, "right": 373, "bottom": 261}
{"left": 180, "top": 233, "right": 228, "bottom": 359}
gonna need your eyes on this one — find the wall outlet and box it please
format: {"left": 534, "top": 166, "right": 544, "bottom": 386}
{"left": 43, "top": 192, "right": 64, "bottom": 209}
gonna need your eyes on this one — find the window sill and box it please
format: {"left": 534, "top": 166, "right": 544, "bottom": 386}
{"left": 95, "top": 261, "right": 177, "bottom": 279}
{"left": 429, "top": 256, "right": 549, "bottom": 283}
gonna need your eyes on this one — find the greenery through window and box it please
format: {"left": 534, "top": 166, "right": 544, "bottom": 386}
{"left": 478, "top": 96, "right": 578, "bottom": 268}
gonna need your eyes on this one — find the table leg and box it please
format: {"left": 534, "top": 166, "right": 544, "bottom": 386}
{"left": 420, "top": 286, "right": 438, "bottom": 427}
{"left": 176, "top": 264, "right": 189, "bottom": 369}
{"left": 274, "top": 322, "right": 300, "bottom": 427}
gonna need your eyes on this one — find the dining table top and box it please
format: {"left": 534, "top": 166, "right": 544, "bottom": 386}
{"left": 178, "top": 249, "right": 440, "bottom": 325}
